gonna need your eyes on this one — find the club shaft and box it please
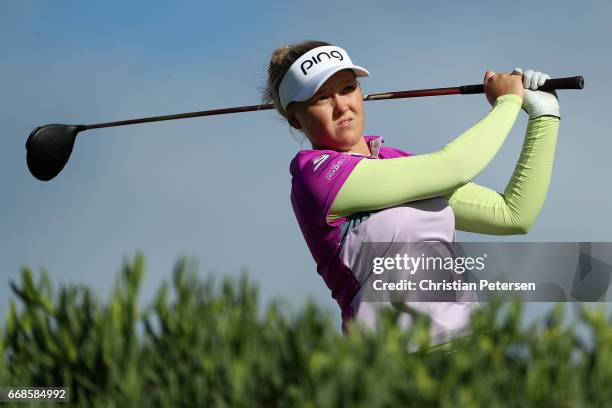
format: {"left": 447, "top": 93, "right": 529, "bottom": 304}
{"left": 85, "top": 104, "right": 275, "bottom": 130}
{"left": 83, "top": 75, "right": 583, "bottom": 131}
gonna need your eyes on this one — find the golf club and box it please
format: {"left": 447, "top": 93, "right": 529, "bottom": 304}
{"left": 26, "top": 75, "right": 584, "bottom": 181}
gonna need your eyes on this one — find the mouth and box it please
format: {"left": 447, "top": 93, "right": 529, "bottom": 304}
{"left": 337, "top": 118, "right": 353, "bottom": 128}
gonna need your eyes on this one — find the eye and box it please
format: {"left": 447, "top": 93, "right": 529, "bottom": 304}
{"left": 341, "top": 85, "right": 356, "bottom": 94}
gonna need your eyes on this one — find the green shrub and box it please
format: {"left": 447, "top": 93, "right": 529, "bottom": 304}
{"left": 2, "top": 253, "right": 611, "bottom": 407}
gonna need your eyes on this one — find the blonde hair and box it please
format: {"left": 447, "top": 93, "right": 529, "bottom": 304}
{"left": 262, "top": 40, "right": 332, "bottom": 119}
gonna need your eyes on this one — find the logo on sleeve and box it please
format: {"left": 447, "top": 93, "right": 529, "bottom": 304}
{"left": 312, "top": 154, "right": 330, "bottom": 173}
{"left": 325, "top": 158, "right": 345, "bottom": 180}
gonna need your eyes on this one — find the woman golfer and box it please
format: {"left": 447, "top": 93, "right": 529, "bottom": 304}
{"left": 263, "top": 40, "right": 559, "bottom": 344}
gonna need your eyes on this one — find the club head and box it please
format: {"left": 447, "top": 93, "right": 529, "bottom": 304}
{"left": 26, "top": 124, "right": 84, "bottom": 181}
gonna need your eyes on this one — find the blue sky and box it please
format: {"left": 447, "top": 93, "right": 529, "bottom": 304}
{"left": 1, "top": 0, "right": 611, "bottom": 328}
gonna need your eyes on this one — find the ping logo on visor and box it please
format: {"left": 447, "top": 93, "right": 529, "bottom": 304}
{"left": 300, "top": 50, "right": 344, "bottom": 75}
{"left": 279, "top": 45, "right": 369, "bottom": 111}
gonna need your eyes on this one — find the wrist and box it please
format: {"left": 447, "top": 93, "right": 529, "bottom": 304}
{"left": 525, "top": 104, "right": 560, "bottom": 120}
{"left": 494, "top": 94, "right": 523, "bottom": 108}
{"left": 522, "top": 89, "right": 560, "bottom": 120}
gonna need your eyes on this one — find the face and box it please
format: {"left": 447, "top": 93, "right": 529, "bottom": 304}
{"left": 287, "top": 70, "right": 365, "bottom": 152}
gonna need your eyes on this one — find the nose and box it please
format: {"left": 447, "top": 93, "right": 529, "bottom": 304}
{"left": 332, "top": 93, "right": 349, "bottom": 116}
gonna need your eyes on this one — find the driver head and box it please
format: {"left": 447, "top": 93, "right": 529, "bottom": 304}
{"left": 26, "top": 124, "right": 83, "bottom": 181}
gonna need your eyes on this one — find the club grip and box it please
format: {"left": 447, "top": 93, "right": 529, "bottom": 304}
{"left": 460, "top": 75, "right": 584, "bottom": 94}
{"left": 539, "top": 76, "right": 584, "bottom": 91}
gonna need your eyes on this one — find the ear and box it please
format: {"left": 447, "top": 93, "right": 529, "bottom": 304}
{"left": 288, "top": 116, "right": 302, "bottom": 129}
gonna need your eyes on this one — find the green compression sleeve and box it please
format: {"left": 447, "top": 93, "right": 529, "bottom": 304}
{"left": 328, "top": 94, "right": 523, "bottom": 221}
{"left": 442, "top": 116, "right": 559, "bottom": 234}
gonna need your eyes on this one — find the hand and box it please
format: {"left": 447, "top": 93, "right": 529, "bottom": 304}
{"left": 512, "top": 68, "right": 560, "bottom": 119}
{"left": 484, "top": 70, "right": 524, "bottom": 106}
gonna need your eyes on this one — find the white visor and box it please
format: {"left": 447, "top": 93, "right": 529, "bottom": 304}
{"left": 278, "top": 45, "right": 369, "bottom": 111}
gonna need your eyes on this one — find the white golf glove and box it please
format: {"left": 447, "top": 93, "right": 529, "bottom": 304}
{"left": 512, "top": 67, "right": 560, "bottom": 119}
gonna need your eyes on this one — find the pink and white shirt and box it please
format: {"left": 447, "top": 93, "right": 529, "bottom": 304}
{"left": 289, "top": 136, "right": 414, "bottom": 323}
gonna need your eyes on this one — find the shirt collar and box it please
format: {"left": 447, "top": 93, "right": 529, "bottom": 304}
{"left": 349, "top": 135, "right": 384, "bottom": 158}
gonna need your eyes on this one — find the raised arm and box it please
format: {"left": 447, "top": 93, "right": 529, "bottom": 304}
{"left": 443, "top": 116, "right": 559, "bottom": 234}
{"left": 328, "top": 71, "right": 524, "bottom": 222}
{"left": 443, "top": 68, "right": 561, "bottom": 234}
